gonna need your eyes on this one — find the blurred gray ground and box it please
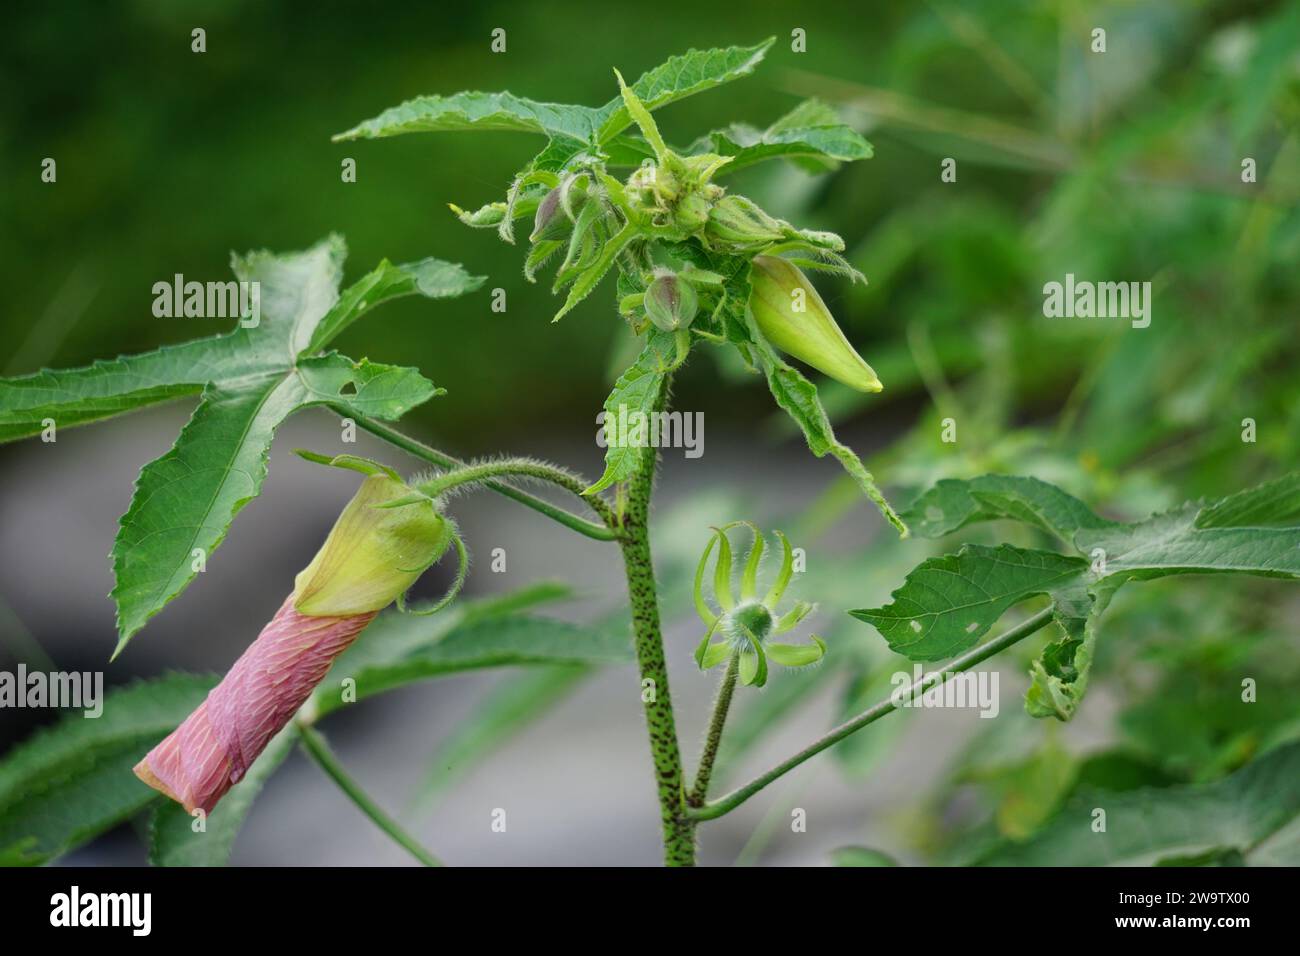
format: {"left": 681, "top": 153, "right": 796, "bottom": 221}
{"left": 0, "top": 407, "right": 1111, "bottom": 866}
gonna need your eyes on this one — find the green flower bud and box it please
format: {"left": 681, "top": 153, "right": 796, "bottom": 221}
{"left": 530, "top": 183, "right": 588, "bottom": 243}
{"left": 644, "top": 272, "right": 699, "bottom": 332}
{"left": 674, "top": 192, "right": 713, "bottom": 234}
{"left": 293, "top": 473, "right": 453, "bottom": 616}
{"left": 750, "top": 255, "right": 882, "bottom": 393}
{"left": 705, "top": 194, "right": 789, "bottom": 251}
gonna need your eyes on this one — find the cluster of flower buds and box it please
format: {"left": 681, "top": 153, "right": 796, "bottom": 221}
{"left": 625, "top": 153, "right": 730, "bottom": 238}
{"left": 474, "top": 67, "right": 884, "bottom": 399}
{"left": 609, "top": 72, "right": 854, "bottom": 265}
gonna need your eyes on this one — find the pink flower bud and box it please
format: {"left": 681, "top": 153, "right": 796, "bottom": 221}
{"left": 135, "top": 465, "right": 456, "bottom": 813}
{"left": 135, "top": 596, "right": 376, "bottom": 813}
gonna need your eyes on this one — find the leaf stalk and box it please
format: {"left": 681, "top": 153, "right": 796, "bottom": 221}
{"left": 298, "top": 724, "right": 443, "bottom": 867}
{"left": 341, "top": 410, "right": 619, "bottom": 541}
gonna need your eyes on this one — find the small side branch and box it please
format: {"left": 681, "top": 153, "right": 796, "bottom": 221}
{"left": 687, "top": 607, "right": 1056, "bottom": 821}
{"left": 687, "top": 652, "right": 739, "bottom": 807}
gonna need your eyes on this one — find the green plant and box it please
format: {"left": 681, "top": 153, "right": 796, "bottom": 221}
{"left": 2, "top": 37, "right": 1298, "bottom": 869}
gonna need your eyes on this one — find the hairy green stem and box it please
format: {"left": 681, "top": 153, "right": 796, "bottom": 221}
{"left": 298, "top": 725, "right": 443, "bottom": 867}
{"left": 414, "top": 457, "right": 591, "bottom": 501}
{"left": 688, "top": 607, "right": 1056, "bottom": 821}
{"left": 342, "top": 411, "right": 619, "bottom": 541}
{"left": 616, "top": 375, "right": 694, "bottom": 865}
{"left": 688, "top": 651, "right": 739, "bottom": 808}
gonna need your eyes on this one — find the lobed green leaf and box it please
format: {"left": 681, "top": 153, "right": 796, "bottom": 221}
{"left": 851, "top": 544, "right": 1086, "bottom": 661}
{"left": 21, "top": 236, "right": 480, "bottom": 653}
{"left": 686, "top": 100, "right": 873, "bottom": 175}
{"left": 109, "top": 355, "right": 437, "bottom": 652}
{"left": 334, "top": 90, "right": 601, "bottom": 146}
{"left": 1196, "top": 472, "right": 1300, "bottom": 529}
{"left": 305, "top": 258, "right": 485, "bottom": 355}
{"left": 335, "top": 39, "right": 777, "bottom": 176}
{"left": 857, "top": 472, "right": 1300, "bottom": 720}
{"left": 899, "top": 474, "right": 1117, "bottom": 542}
{"left": 1078, "top": 505, "right": 1300, "bottom": 583}
{"left": 1, "top": 236, "right": 479, "bottom": 652}
{"left": 595, "top": 38, "right": 776, "bottom": 143}
{"left": 0, "top": 334, "right": 264, "bottom": 443}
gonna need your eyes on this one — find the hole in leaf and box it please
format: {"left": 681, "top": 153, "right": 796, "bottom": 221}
{"left": 338, "top": 381, "right": 358, "bottom": 396}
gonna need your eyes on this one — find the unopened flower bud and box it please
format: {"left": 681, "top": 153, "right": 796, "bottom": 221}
{"left": 135, "top": 471, "right": 455, "bottom": 812}
{"left": 530, "top": 184, "right": 587, "bottom": 243}
{"left": 134, "top": 599, "right": 375, "bottom": 813}
{"left": 293, "top": 473, "right": 453, "bottom": 615}
{"left": 674, "top": 192, "right": 713, "bottom": 234}
{"left": 644, "top": 272, "right": 699, "bottom": 332}
{"left": 705, "top": 195, "right": 789, "bottom": 251}
{"left": 750, "top": 255, "right": 882, "bottom": 393}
